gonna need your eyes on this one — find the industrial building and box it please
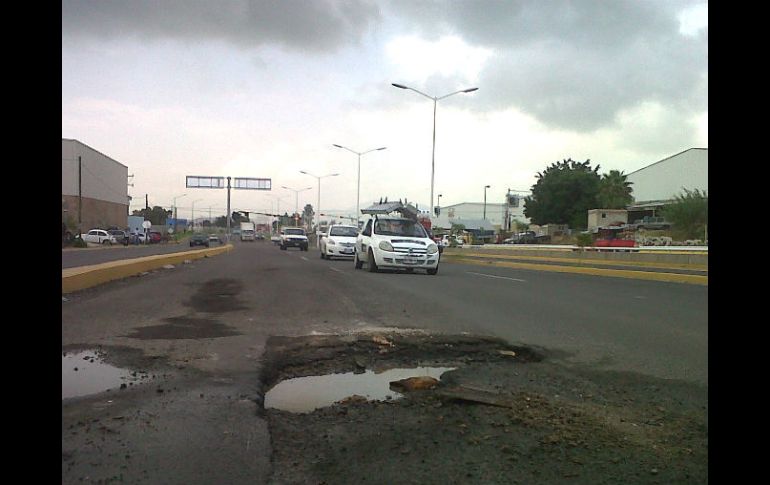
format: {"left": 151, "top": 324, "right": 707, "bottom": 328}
{"left": 626, "top": 148, "right": 708, "bottom": 217}
{"left": 432, "top": 193, "right": 530, "bottom": 232}
{"left": 62, "top": 139, "right": 129, "bottom": 232}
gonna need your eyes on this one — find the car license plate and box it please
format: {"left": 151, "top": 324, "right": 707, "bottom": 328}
{"left": 403, "top": 256, "right": 419, "bottom": 264}
{"left": 342, "top": 248, "right": 353, "bottom": 253}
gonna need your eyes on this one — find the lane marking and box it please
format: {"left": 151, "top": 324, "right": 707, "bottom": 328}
{"left": 301, "top": 256, "right": 308, "bottom": 261}
{"left": 329, "top": 267, "right": 348, "bottom": 274}
{"left": 467, "top": 271, "right": 526, "bottom": 283}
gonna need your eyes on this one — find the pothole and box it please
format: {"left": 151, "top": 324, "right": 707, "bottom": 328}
{"left": 62, "top": 349, "right": 152, "bottom": 399}
{"left": 264, "top": 366, "right": 456, "bottom": 413}
{"left": 258, "top": 332, "right": 544, "bottom": 413}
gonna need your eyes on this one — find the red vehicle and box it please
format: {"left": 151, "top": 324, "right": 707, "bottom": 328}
{"left": 593, "top": 225, "right": 636, "bottom": 250}
{"left": 148, "top": 231, "right": 163, "bottom": 244}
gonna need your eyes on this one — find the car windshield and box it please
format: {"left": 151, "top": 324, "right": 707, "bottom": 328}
{"left": 285, "top": 228, "right": 305, "bottom": 235}
{"left": 375, "top": 219, "right": 427, "bottom": 238}
{"left": 329, "top": 227, "right": 357, "bottom": 237}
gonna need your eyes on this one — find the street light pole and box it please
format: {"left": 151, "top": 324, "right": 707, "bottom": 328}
{"left": 281, "top": 185, "right": 312, "bottom": 227}
{"left": 191, "top": 199, "right": 203, "bottom": 231}
{"left": 172, "top": 193, "right": 187, "bottom": 235}
{"left": 300, "top": 170, "right": 339, "bottom": 232}
{"left": 391, "top": 83, "right": 478, "bottom": 218}
{"left": 332, "top": 144, "right": 386, "bottom": 227}
{"left": 483, "top": 185, "right": 490, "bottom": 220}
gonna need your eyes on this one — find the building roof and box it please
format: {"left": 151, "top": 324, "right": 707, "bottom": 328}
{"left": 627, "top": 147, "right": 707, "bottom": 176}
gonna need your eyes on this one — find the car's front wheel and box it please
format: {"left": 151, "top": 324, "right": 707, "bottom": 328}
{"left": 427, "top": 266, "right": 439, "bottom": 275}
{"left": 367, "top": 249, "right": 378, "bottom": 273}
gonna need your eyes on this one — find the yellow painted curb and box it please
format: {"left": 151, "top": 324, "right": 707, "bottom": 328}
{"left": 452, "top": 251, "right": 708, "bottom": 273}
{"left": 62, "top": 244, "right": 233, "bottom": 294}
{"left": 443, "top": 255, "right": 708, "bottom": 286}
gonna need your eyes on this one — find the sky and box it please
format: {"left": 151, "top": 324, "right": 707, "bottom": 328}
{"left": 62, "top": 0, "right": 708, "bottom": 224}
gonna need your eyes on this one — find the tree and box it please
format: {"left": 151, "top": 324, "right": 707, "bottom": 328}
{"left": 597, "top": 170, "right": 634, "bottom": 209}
{"left": 524, "top": 159, "right": 601, "bottom": 230}
{"left": 132, "top": 206, "right": 172, "bottom": 225}
{"left": 661, "top": 188, "right": 708, "bottom": 240}
{"left": 303, "top": 204, "right": 315, "bottom": 228}
{"left": 450, "top": 223, "right": 466, "bottom": 235}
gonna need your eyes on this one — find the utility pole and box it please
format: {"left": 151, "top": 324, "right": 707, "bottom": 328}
{"left": 78, "top": 156, "right": 82, "bottom": 230}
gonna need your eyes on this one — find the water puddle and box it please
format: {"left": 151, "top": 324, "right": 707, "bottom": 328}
{"left": 265, "top": 367, "right": 455, "bottom": 413}
{"left": 62, "top": 350, "right": 150, "bottom": 399}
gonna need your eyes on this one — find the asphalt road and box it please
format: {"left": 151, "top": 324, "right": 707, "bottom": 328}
{"left": 62, "top": 241, "right": 707, "bottom": 484}
{"left": 63, "top": 240, "right": 708, "bottom": 383}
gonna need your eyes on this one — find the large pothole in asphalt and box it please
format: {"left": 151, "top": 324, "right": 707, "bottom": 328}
{"left": 257, "top": 330, "right": 543, "bottom": 412}
{"left": 258, "top": 331, "right": 707, "bottom": 485}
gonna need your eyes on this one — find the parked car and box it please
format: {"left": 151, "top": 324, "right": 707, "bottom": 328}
{"left": 189, "top": 233, "right": 209, "bottom": 247}
{"left": 503, "top": 231, "right": 537, "bottom": 244}
{"left": 108, "top": 229, "right": 129, "bottom": 246}
{"left": 148, "top": 231, "right": 163, "bottom": 244}
{"left": 208, "top": 234, "right": 222, "bottom": 244}
{"left": 80, "top": 229, "right": 117, "bottom": 245}
{"left": 320, "top": 224, "right": 358, "bottom": 259}
{"left": 130, "top": 232, "right": 148, "bottom": 244}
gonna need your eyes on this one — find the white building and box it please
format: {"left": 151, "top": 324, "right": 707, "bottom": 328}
{"left": 432, "top": 197, "right": 530, "bottom": 231}
{"left": 627, "top": 148, "right": 708, "bottom": 206}
{"left": 62, "top": 139, "right": 129, "bottom": 231}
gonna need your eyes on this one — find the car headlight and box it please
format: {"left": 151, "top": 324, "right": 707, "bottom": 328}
{"left": 379, "top": 241, "right": 394, "bottom": 252}
{"left": 327, "top": 238, "right": 336, "bottom": 245}
{"left": 427, "top": 244, "right": 438, "bottom": 254}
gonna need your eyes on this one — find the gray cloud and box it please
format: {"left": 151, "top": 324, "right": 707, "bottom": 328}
{"left": 387, "top": 0, "right": 707, "bottom": 132}
{"left": 61, "top": 0, "right": 381, "bottom": 52}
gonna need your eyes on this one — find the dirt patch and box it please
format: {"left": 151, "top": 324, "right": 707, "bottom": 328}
{"left": 124, "top": 316, "right": 241, "bottom": 340}
{"left": 184, "top": 278, "right": 249, "bottom": 313}
{"left": 259, "top": 332, "right": 707, "bottom": 484}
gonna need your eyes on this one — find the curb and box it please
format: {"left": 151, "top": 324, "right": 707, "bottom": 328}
{"left": 62, "top": 244, "right": 233, "bottom": 294}
{"left": 441, "top": 254, "right": 708, "bottom": 286}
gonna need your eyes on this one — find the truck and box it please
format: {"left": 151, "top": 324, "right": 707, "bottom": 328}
{"left": 240, "top": 221, "right": 256, "bottom": 241}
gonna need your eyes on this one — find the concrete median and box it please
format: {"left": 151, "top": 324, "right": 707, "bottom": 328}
{"left": 441, "top": 246, "right": 708, "bottom": 285}
{"left": 62, "top": 244, "right": 233, "bottom": 294}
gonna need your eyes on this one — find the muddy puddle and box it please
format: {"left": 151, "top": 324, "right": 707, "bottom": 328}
{"left": 62, "top": 349, "right": 151, "bottom": 399}
{"left": 265, "top": 367, "right": 455, "bottom": 413}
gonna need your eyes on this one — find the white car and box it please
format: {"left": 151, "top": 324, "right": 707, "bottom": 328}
{"left": 320, "top": 224, "right": 358, "bottom": 260}
{"left": 280, "top": 227, "right": 309, "bottom": 251}
{"left": 354, "top": 216, "right": 440, "bottom": 274}
{"left": 80, "top": 229, "right": 117, "bottom": 245}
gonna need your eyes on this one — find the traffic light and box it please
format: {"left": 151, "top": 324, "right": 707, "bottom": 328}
{"left": 434, "top": 206, "right": 441, "bottom": 216}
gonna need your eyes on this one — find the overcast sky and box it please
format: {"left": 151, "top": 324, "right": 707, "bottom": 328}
{"left": 62, "top": 0, "right": 707, "bottom": 223}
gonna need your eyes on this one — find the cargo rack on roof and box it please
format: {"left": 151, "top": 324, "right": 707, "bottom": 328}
{"left": 360, "top": 198, "right": 419, "bottom": 220}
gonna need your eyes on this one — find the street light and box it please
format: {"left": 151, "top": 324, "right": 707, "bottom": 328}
{"left": 437, "top": 194, "right": 443, "bottom": 212}
{"left": 391, "top": 83, "right": 478, "bottom": 218}
{"left": 172, "top": 193, "right": 187, "bottom": 234}
{"left": 300, "top": 170, "right": 339, "bottom": 232}
{"left": 281, "top": 185, "right": 313, "bottom": 225}
{"left": 332, "top": 144, "right": 387, "bottom": 226}
{"left": 190, "top": 199, "right": 203, "bottom": 231}
{"left": 483, "top": 185, "right": 491, "bottom": 220}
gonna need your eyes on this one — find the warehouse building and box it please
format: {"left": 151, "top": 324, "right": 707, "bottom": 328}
{"left": 62, "top": 139, "right": 129, "bottom": 232}
{"left": 626, "top": 148, "right": 708, "bottom": 218}
{"left": 432, "top": 192, "right": 530, "bottom": 232}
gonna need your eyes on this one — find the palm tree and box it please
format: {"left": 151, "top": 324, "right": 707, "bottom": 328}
{"left": 597, "top": 170, "right": 633, "bottom": 209}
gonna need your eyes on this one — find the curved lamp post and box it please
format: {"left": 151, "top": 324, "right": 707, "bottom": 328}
{"left": 391, "top": 83, "right": 478, "bottom": 217}
{"left": 332, "top": 144, "right": 386, "bottom": 227}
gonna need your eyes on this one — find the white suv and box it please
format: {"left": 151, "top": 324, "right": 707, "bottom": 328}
{"left": 320, "top": 224, "right": 358, "bottom": 259}
{"left": 354, "top": 216, "right": 440, "bottom": 274}
{"left": 280, "top": 227, "right": 309, "bottom": 251}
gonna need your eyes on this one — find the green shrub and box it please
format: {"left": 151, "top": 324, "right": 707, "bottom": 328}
{"left": 575, "top": 232, "right": 594, "bottom": 247}
{"left": 72, "top": 237, "right": 88, "bottom": 248}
